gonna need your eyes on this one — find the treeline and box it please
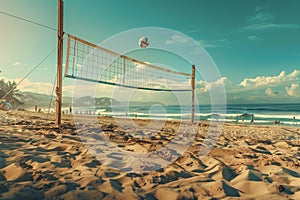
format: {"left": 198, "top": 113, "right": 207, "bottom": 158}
{"left": 0, "top": 79, "right": 23, "bottom": 107}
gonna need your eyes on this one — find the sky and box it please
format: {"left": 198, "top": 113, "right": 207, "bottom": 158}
{"left": 0, "top": 0, "right": 299, "bottom": 104}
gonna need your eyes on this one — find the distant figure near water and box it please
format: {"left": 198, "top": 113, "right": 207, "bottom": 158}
{"left": 250, "top": 114, "right": 254, "bottom": 124}
{"left": 293, "top": 116, "right": 296, "bottom": 125}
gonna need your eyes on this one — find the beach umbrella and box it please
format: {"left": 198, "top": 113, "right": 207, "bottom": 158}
{"left": 0, "top": 100, "right": 12, "bottom": 111}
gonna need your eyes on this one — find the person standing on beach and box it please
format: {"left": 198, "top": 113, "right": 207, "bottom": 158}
{"left": 250, "top": 114, "right": 254, "bottom": 124}
{"left": 293, "top": 116, "right": 296, "bottom": 125}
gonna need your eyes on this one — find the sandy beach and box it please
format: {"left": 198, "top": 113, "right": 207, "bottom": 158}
{"left": 0, "top": 110, "right": 299, "bottom": 200}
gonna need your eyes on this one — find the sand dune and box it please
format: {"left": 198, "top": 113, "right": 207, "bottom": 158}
{"left": 0, "top": 110, "right": 299, "bottom": 199}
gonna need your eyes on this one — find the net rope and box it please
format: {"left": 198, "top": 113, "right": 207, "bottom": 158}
{"left": 64, "top": 34, "right": 192, "bottom": 91}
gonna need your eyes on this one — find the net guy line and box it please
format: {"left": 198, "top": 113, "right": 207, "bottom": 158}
{"left": 0, "top": 10, "right": 58, "bottom": 32}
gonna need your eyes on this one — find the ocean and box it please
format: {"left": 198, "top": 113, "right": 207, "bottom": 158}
{"left": 79, "top": 103, "right": 300, "bottom": 126}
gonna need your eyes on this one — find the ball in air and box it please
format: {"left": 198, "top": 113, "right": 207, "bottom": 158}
{"left": 139, "top": 36, "right": 149, "bottom": 48}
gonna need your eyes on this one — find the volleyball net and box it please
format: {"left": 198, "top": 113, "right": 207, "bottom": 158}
{"left": 64, "top": 34, "right": 194, "bottom": 92}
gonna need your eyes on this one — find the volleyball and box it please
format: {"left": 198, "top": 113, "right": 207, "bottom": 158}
{"left": 139, "top": 36, "right": 149, "bottom": 48}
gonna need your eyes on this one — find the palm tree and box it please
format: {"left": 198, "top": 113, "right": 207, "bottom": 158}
{"left": 0, "top": 79, "right": 23, "bottom": 107}
{"left": 0, "top": 79, "right": 6, "bottom": 98}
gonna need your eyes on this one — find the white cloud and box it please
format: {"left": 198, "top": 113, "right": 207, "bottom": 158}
{"left": 198, "top": 39, "right": 227, "bottom": 48}
{"left": 243, "top": 6, "right": 300, "bottom": 32}
{"left": 12, "top": 62, "right": 21, "bottom": 66}
{"left": 135, "top": 62, "right": 149, "bottom": 72}
{"left": 2, "top": 77, "right": 89, "bottom": 97}
{"left": 289, "top": 69, "right": 300, "bottom": 77}
{"left": 265, "top": 87, "right": 275, "bottom": 96}
{"left": 5, "top": 78, "right": 54, "bottom": 95}
{"left": 165, "top": 34, "right": 189, "bottom": 45}
{"left": 197, "top": 77, "right": 227, "bottom": 93}
{"left": 190, "top": 47, "right": 206, "bottom": 55}
{"left": 285, "top": 83, "right": 299, "bottom": 97}
{"left": 248, "top": 35, "right": 263, "bottom": 41}
{"left": 239, "top": 70, "right": 300, "bottom": 88}
{"left": 247, "top": 9, "right": 274, "bottom": 24}
{"left": 243, "top": 23, "right": 300, "bottom": 31}
{"left": 198, "top": 40, "right": 218, "bottom": 48}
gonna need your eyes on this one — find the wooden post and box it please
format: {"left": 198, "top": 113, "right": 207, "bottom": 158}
{"left": 56, "top": 0, "right": 63, "bottom": 126}
{"left": 123, "top": 56, "right": 126, "bottom": 85}
{"left": 191, "top": 65, "right": 195, "bottom": 123}
{"left": 64, "top": 35, "right": 70, "bottom": 77}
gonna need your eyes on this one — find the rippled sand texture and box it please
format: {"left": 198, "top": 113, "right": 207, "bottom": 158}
{"left": 0, "top": 110, "right": 299, "bottom": 199}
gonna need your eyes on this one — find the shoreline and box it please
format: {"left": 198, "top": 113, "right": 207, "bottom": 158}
{"left": 18, "top": 103, "right": 300, "bottom": 127}
{"left": 72, "top": 111, "right": 300, "bottom": 129}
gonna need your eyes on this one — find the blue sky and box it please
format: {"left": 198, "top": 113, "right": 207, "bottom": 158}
{"left": 0, "top": 0, "right": 299, "bottom": 104}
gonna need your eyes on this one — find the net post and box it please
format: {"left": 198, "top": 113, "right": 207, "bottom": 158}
{"left": 72, "top": 37, "right": 77, "bottom": 76}
{"left": 64, "top": 34, "right": 70, "bottom": 77}
{"left": 122, "top": 56, "right": 126, "bottom": 85}
{"left": 56, "top": 0, "right": 63, "bottom": 126}
{"left": 191, "top": 64, "right": 195, "bottom": 123}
